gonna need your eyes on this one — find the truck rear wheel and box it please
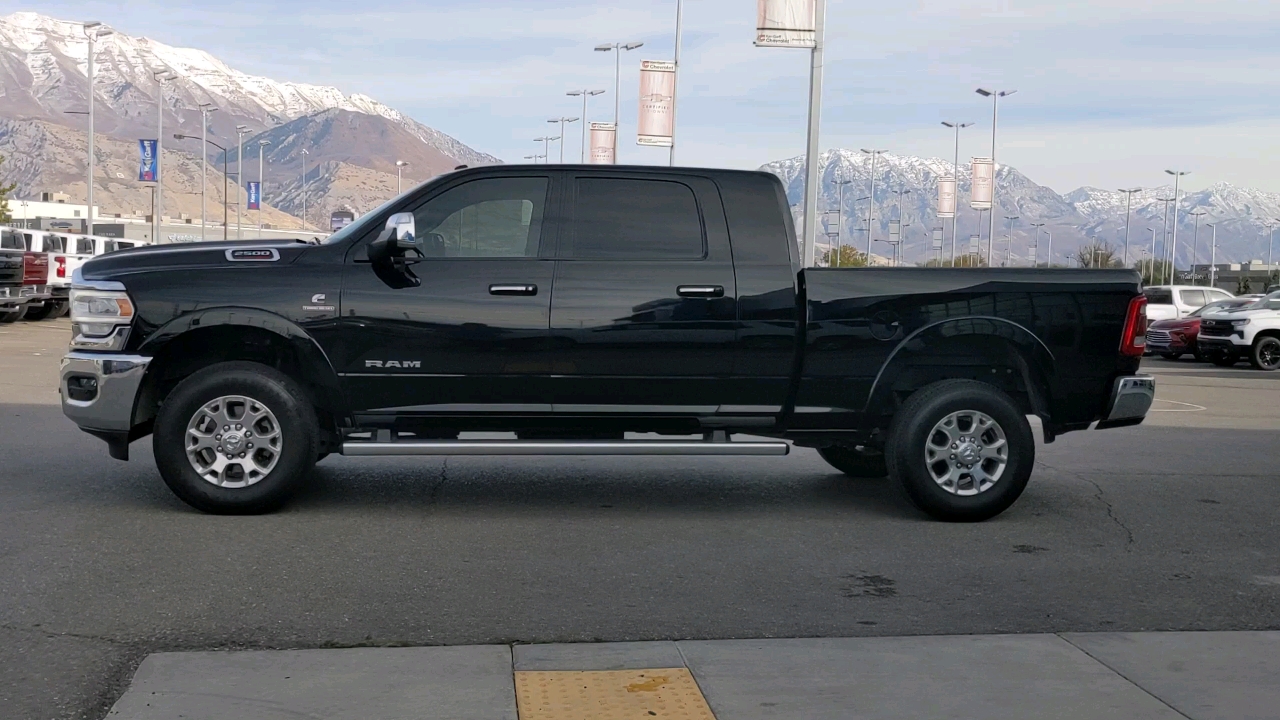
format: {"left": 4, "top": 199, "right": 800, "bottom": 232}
{"left": 153, "top": 361, "right": 319, "bottom": 514}
{"left": 886, "top": 379, "right": 1034, "bottom": 522}
{"left": 817, "top": 446, "right": 887, "bottom": 478}
{"left": 22, "top": 302, "right": 59, "bottom": 321}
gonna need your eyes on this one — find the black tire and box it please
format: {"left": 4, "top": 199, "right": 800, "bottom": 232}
{"left": 885, "top": 379, "right": 1035, "bottom": 522}
{"left": 1193, "top": 348, "right": 1204, "bottom": 362}
{"left": 21, "top": 302, "right": 58, "bottom": 321}
{"left": 153, "top": 361, "right": 319, "bottom": 514}
{"left": 1249, "top": 336, "right": 1280, "bottom": 371}
{"left": 1210, "top": 354, "right": 1238, "bottom": 367}
{"left": 817, "top": 445, "right": 887, "bottom": 478}
{"left": 1159, "top": 352, "right": 1182, "bottom": 360}
{"left": 0, "top": 308, "right": 22, "bottom": 324}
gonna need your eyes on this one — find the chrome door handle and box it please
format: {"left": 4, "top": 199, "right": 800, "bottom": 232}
{"left": 677, "top": 285, "right": 725, "bottom": 298}
{"left": 489, "top": 284, "right": 538, "bottom": 296}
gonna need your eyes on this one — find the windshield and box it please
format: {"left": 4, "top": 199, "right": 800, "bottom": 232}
{"left": 1190, "top": 299, "right": 1253, "bottom": 317}
{"left": 321, "top": 195, "right": 400, "bottom": 245}
{"left": 1237, "top": 290, "right": 1280, "bottom": 310}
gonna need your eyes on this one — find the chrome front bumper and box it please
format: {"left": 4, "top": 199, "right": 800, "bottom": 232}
{"left": 1103, "top": 374, "right": 1155, "bottom": 423}
{"left": 60, "top": 352, "right": 151, "bottom": 432}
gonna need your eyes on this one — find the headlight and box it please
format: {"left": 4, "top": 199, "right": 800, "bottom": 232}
{"left": 1230, "top": 319, "right": 1251, "bottom": 327}
{"left": 69, "top": 287, "right": 135, "bottom": 350}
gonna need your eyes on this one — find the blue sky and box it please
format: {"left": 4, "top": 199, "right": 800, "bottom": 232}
{"left": 10, "top": 0, "right": 1280, "bottom": 192}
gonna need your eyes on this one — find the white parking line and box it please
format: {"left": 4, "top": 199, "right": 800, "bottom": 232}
{"left": 1149, "top": 399, "right": 1207, "bottom": 412}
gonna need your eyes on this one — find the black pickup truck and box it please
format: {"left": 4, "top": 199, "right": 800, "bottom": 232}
{"left": 1, "top": 227, "right": 32, "bottom": 322}
{"left": 61, "top": 165, "right": 1154, "bottom": 521}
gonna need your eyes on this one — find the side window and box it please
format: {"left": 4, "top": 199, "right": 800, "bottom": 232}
{"left": 1179, "top": 289, "right": 1206, "bottom": 307}
{"left": 46, "top": 236, "right": 67, "bottom": 253}
{"left": 116, "top": 241, "right": 137, "bottom": 250}
{"left": 1143, "top": 288, "right": 1173, "bottom": 305}
{"left": 410, "top": 177, "right": 548, "bottom": 258}
{"left": 1209, "top": 290, "right": 1231, "bottom": 301}
{"left": 0, "top": 230, "right": 22, "bottom": 250}
{"left": 102, "top": 240, "right": 119, "bottom": 253}
{"left": 22, "top": 233, "right": 33, "bottom": 251}
{"left": 569, "top": 178, "right": 705, "bottom": 260}
{"left": 76, "top": 238, "right": 95, "bottom": 255}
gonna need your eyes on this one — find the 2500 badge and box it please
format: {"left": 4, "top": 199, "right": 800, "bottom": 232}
{"left": 225, "top": 248, "right": 280, "bottom": 262}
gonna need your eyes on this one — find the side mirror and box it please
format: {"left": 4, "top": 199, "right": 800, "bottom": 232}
{"left": 368, "top": 212, "right": 422, "bottom": 289}
{"left": 387, "top": 212, "right": 419, "bottom": 251}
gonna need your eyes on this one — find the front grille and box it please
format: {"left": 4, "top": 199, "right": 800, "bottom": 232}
{"left": 1199, "top": 321, "right": 1235, "bottom": 338}
{"left": 1146, "top": 329, "right": 1172, "bottom": 344}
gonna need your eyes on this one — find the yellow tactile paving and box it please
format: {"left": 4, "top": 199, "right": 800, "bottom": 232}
{"left": 515, "top": 668, "right": 717, "bottom": 720}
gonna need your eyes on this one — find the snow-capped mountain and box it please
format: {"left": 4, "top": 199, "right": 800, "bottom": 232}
{"left": 0, "top": 11, "right": 497, "bottom": 165}
{"left": 762, "top": 151, "right": 1280, "bottom": 266}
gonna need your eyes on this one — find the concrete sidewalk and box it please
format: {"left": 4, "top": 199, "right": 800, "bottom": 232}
{"left": 105, "top": 632, "right": 1279, "bottom": 719}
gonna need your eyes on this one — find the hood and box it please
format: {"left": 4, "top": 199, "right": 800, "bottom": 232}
{"left": 1202, "top": 307, "right": 1274, "bottom": 320}
{"left": 1149, "top": 317, "right": 1198, "bottom": 330}
{"left": 80, "top": 239, "right": 316, "bottom": 281}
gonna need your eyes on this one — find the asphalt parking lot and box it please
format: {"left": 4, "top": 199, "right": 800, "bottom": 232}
{"left": 2, "top": 318, "right": 1279, "bottom": 719}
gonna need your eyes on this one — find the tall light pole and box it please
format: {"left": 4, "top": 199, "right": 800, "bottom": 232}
{"left": 1206, "top": 222, "right": 1219, "bottom": 289}
{"left": 548, "top": 118, "right": 579, "bottom": 163}
{"left": 198, "top": 103, "right": 216, "bottom": 241}
{"left": 893, "top": 188, "right": 912, "bottom": 266}
{"left": 976, "top": 88, "right": 1016, "bottom": 259}
{"left": 257, "top": 139, "right": 270, "bottom": 231}
{"left": 301, "top": 147, "right": 310, "bottom": 229}
{"left": 1044, "top": 231, "right": 1053, "bottom": 267}
{"left": 1188, "top": 209, "right": 1207, "bottom": 283}
{"left": 567, "top": 89, "right": 606, "bottom": 162}
{"left": 1147, "top": 227, "right": 1157, "bottom": 282}
{"left": 941, "top": 121, "right": 973, "bottom": 267}
{"left": 83, "top": 22, "right": 112, "bottom": 236}
{"left": 861, "top": 149, "right": 885, "bottom": 261}
{"left": 523, "top": 155, "right": 539, "bottom": 164}
{"left": 1165, "top": 170, "right": 1189, "bottom": 283}
{"left": 1118, "top": 187, "right": 1142, "bottom": 267}
{"left": 152, "top": 69, "right": 174, "bottom": 243}
{"left": 395, "top": 160, "right": 409, "bottom": 194}
{"left": 534, "top": 136, "right": 559, "bottom": 162}
{"left": 669, "top": 0, "right": 684, "bottom": 166}
{"left": 1024, "top": 221, "right": 1044, "bottom": 266}
{"left": 595, "top": 41, "right": 644, "bottom": 159}
{"left": 1003, "top": 215, "right": 1019, "bottom": 267}
{"left": 1265, "top": 219, "right": 1278, "bottom": 269}
{"left": 235, "top": 125, "right": 249, "bottom": 240}
{"left": 832, "top": 178, "right": 852, "bottom": 267}
{"left": 175, "top": 133, "right": 229, "bottom": 240}
{"left": 1155, "top": 196, "right": 1175, "bottom": 285}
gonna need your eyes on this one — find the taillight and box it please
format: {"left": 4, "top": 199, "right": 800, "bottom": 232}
{"left": 1120, "top": 295, "right": 1148, "bottom": 356}
{"left": 55, "top": 255, "right": 67, "bottom": 278}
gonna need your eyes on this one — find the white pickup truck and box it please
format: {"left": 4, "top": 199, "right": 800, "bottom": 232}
{"left": 0, "top": 228, "right": 147, "bottom": 320}
{"left": 1142, "top": 285, "right": 1235, "bottom": 322}
{"left": 1198, "top": 291, "right": 1280, "bottom": 370}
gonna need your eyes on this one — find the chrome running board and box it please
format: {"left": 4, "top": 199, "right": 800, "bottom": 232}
{"left": 340, "top": 439, "right": 790, "bottom": 457}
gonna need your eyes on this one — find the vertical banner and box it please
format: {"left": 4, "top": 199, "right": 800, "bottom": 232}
{"left": 754, "top": 0, "right": 817, "bottom": 47}
{"left": 932, "top": 228, "right": 944, "bottom": 249}
{"left": 138, "top": 139, "right": 158, "bottom": 182}
{"left": 937, "top": 176, "right": 956, "bottom": 218}
{"left": 637, "top": 60, "right": 676, "bottom": 147}
{"left": 888, "top": 220, "right": 901, "bottom": 240}
{"left": 970, "top": 157, "right": 994, "bottom": 210}
{"left": 969, "top": 235, "right": 981, "bottom": 254}
{"left": 589, "top": 122, "right": 617, "bottom": 164}
{"left": 246, "top": 181, "right": 261, "bottom": 210}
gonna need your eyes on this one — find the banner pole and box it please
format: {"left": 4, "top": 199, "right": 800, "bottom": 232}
{"left": 800, "top": 0, "right": 826, "bottom": 269}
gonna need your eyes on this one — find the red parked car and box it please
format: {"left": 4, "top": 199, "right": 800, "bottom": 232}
{"left": 1146, "top": 298, "right": 1255, "bottom": 359}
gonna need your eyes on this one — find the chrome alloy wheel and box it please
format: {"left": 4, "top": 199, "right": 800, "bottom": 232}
{"left": 924, "top": 410, "right": 1008, "bottom": 496}
{"left": 185, "top": 395, "right": 283, "bottom": 488}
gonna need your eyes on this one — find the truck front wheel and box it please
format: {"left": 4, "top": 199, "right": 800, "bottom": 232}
{"left": 817, "top": 446, "right": 887, "bottom": 478}
{"left": 1249, "top": 336, "right": 1280, "bottom": 371}
{"left": 153, "top": 361, "right": 319, "bottom": 514}
{"left": 886, "top": 380, "right": 1034, "bottom": 522}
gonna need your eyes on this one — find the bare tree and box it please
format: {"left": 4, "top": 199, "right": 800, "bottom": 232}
{"left": 1074, "top": 240, "right": 1123, "bottom": 268}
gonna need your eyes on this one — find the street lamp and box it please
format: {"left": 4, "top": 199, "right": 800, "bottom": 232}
{"left": 1147, "top": 227, "right": 1157, "bottom": 281}
{"left": 861, "top": 149, "right": 885, "bottom": 261}
{"left": 174, "top": 133, "right": 229, "bottom": 240}
{"left": 548, "top": 118, "right": 580, "bottom": 163}
{"left": 595, "top": 41, "right": 644, "bottom": 158}
{"left": 1030, "top": 222, "right": 1045, "bottom": 267}
{"left": 567, "top": 89, "right": 606, "bottom": 163}
{"left": 1265, "top": 219, "right": 1278, "bottom": 269}
{"left": 1118, "top": 187, "right": 1142, "bottom": 266}
{"left": 831, "top": 178, "right": 853, "bottom": 267}
{"left": 975, "top": 88, "right": 1016, "bottom": 257}
{"left": 151, "top": 69, "right": 175, "bottom": 242}
{"left": 1003, "top": 215, "right": 1019, "bottom": 267}
{"left": 1188, "top": 209, "right": 1207, "bottom": 283}
{"left": 257, "top": 139, "right": 270, "bottom": 231}
{"left": 1206, "top": 222, "right": 1219, "bottom": 289}
{"left": 1165, "top": 170, "right": 1189, "bottom": 283}
{"left": 941, "top": 121, "right": 973, "bottom": 267}
{"left": 235, "top": 125, "right": 250, "bottom": 239}
{"left": 395, "top": 160, "right": 409, "bottom": 194}
{"left": 534, "top": 136, "right": 559, "bottom": 162}
{"left": 1154, "top": 196, "right": 1175, "bottom": 285}
{"left": 197, "top": 103, "right": 217, "bottom": 241}
{"left": 83, "top": 22, "right": 113, "bottom": 235}
{"left": 301, "top": 148, "right": 310, "bottom": 229}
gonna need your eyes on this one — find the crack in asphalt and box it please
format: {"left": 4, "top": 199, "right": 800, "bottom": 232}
{"left": 428, "top": 457, "right": 448, "bottom": 506}
{"left": 1036, "top": 461, "right": 1136, "bottom": 550}
{"left": 0, "top": 622, "right": 129, "bottom": 647}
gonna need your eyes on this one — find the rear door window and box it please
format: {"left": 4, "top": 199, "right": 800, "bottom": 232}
{"left": 0, "top": 229, "right": 22, "bottom": 250}
{"left": 115, "top": 241, "right": 137, "bottom": 250}
{"left": 566, "top": 178, "right": 705, "bottom": 260}
{"left": 44, "top": 235, "right": 67, "bottom": 253}
{"left": 76, "top": 238, "right": 95, "bottom": 255}
{"left": 1179, "top": 289, "right": 1206, "bottom": 307}
{"left": 1143, "top": 288, "right": 1173, "bottom": 304}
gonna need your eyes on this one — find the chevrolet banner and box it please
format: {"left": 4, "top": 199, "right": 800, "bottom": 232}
{"left": 138, "top": 139, "right": 158, "bottom": 183}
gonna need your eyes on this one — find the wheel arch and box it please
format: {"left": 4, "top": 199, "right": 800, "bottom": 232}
{"left": 132, "top": 308, "right": 348, "bottom": 435}
{"left": 861, "top": 316, "right": 1056, "bottom": 439}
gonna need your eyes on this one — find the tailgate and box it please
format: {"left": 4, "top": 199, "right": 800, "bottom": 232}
{"left": 23, "top": 252, "right": 49, "bottom": 285}
{"left": 0, "top": 249, "right": 21, "bottom": 287}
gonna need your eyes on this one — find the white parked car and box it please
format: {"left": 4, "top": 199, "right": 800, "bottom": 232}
{"left": 1198, "top": 291, "right": 1280, "bottom": 370}
{"left": 1142, "top": 285, "right": 1235, "bottom": 322}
